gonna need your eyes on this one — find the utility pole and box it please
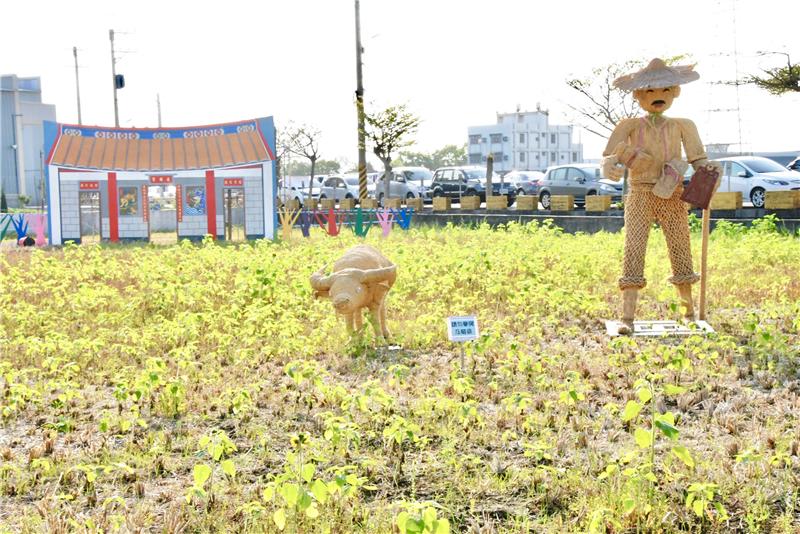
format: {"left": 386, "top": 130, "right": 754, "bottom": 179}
{"left": 157, "top": 93, "right": 162, "bottom": 127}
{"left": 354, "top": 0, "right": 367, "bottom": 200}
{"left": 73, "top": 46, "right": 82, "bottom": 124}
{"left": 109, "top": 29, "right": 119, "bottom": 127}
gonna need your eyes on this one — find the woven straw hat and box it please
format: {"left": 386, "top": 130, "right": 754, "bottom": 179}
{"left": 613, "top": 58, "right": 699, "bottom": 92}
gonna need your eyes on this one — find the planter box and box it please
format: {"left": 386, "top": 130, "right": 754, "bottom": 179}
{"left": 405, "top": 198, "right": 423, "bottom": 211}
{"left": 486, "top": 195, "right": 508, "bottom": 210}
{"left": 585, "top": 195, "right": 612, "bottom": 212}
{"left": 516, "top": 195, "right": 537, "bottom": 211}
{"left": 709, "top": 191, "right": 742, "bottom": 210}
{"left": 320, "top": 198, "right": 337, "bottom": 210}
{"left": 384, "top": 198, "right": 402, "bottom": 209}
{"left": 433, "top": 197, "right": 451, "bottom": 211}
{"left": 460, "top": 196, "right": 481, "bottom": 210}
{"left": 360, "top": 198, "right": 379, "bottom": 209}
{"left": 339, "top": 198, "right": 356, "bottom": 210}
{"left": 281, "top": 199, "right": 301, "bottom": 211}
{"left": 765, "top": 190, "right": 800, "bottom": 210}
{"left": 550, "top": 195, "right": 575, "bottom": 212}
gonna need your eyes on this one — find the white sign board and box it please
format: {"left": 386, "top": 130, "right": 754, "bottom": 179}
{"left": 447, "top": 316, "right": 479, "bottom": 342}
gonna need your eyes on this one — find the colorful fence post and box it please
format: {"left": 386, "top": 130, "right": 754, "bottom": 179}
{"left": 314, "top": 208, "right": 346, "bottom": 237}
{"left": 298, "top": 211, "right": 312, "bottom": 238}
{"left": 351, "top": 208, "right": 373, "bottom": 238}
{"left": 375, "top": 208, "right": 394, "bottom": 238}
{"left": 0, "top": 214, "right": 11, "bottom": 243}
{"left": 32, "top": 214, "right": 47, "bottom": 246}
{"left": 392, "top": 207, "right": 413, "bottom": 230}
{"left": 278, "top": 207, "right": 302, "bottom": 241}
{"left": 11, "top": 215, "right": 29, "bottom": 241}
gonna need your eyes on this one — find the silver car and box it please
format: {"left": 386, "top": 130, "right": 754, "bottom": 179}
{"left": 505, "top": 170, "right": 544, "bottom": 196}
{"left": 318, "top": 175, "right": 361, "bottom": 201}
{"left": 716, "top": 156, "right": 800, "bottom": 208}
{"left": 538, "top": 164, "right": 621, "bottom": 209}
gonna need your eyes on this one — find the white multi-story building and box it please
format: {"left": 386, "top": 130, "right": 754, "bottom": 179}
{"left": 0, "top": 75, "right": 57, "bottom": 207}
{"left": 467, "top": 108, "right": 583, "bottom": 173}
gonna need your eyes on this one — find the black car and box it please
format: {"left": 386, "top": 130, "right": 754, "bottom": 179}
{"left": 430, "top": 166, "right": 516, "bottom": 206}
{"left": 788, "top": 157, "right": 800, "bottom": 172}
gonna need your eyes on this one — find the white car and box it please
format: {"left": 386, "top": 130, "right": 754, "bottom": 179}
{"left": 277, "top": 181, "right": 306, "bottom": 207}
{"left": 716, "top": 156, "right": 800, "bottom": 208}
{"left": 318, "top": 175, "right": 362, "bottom": 201}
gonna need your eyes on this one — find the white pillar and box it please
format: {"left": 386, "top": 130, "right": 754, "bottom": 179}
{"left": 47, "top": 165, "right": 61, "bottom": 245}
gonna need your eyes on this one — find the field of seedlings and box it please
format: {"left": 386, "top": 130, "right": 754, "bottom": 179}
{"left": 1, "top": 218, "right": 799, "bottom": 533}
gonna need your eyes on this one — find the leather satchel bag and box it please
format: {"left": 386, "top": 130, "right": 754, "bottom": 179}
{"left": 680, "top": 165, "right": 720, "bottom": 209}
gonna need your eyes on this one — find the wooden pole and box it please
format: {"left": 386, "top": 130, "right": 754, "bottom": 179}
{"left": 699, "top": 207, "right": 711, "bottom": 320}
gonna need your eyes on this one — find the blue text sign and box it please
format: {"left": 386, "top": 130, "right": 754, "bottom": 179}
{"left": 447, "top": 316, "right": 479, "bottom": 342}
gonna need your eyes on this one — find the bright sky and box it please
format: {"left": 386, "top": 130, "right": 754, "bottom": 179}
{"left": 3, "top": 0, "right": 798, "bottom": 166}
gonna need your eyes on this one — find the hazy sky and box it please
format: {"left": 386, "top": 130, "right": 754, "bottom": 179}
{"left": 3, "top": 0, "right": 798, "bottom": 166}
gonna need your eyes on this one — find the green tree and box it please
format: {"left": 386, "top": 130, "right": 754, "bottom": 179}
{"left": 395, "top": 144, "right": 466, "bottom": 169}
{"left": 365, "top": 104, "right": 421, "bottom": 199}
{"left": 744, "top": 52, "right": 799, "bottom": 95}
{"left": 0, "top": 190, "right": 7, "bottom": 213}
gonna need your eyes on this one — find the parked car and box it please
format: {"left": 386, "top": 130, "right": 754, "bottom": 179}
{"left": 430, "top": 166, "right": 516, "bottom": 206}
{"left": 277, "top": 180, "right": 307, "bottom": 207}
{"left": 538, "top": 164, "right": 621, "bottom": 209}
{"left": 318, "top": 175, "right": 362, "bottom": 201}
{"left": 715, "top": 156, "right": 800, "bottom": 208}
{"left": 787, "top": 156, "right": 800, "bottom": 172}
{"left": 504, "top": 170, "right": 544, "bottom": 196}
{"left": 391, "top": 166, "right": 434, "bottom": 201}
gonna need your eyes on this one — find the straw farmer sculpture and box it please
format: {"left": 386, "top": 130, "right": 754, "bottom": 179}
{"left": 310, "top": 245, "right": 397, "bottom": 340}
{"left": 602, "top": 58, "right": 721, "bottom": 334}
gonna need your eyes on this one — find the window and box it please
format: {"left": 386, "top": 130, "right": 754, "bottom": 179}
{"left": 469, "top": 134, "right": 481, "bottom": 144}
{"left": 551, "top": 168, "right": 567, "bottom": 181}
{"left": 560, "top": 154, "right": 566, "bottom": 160}
{"left": 730, "top": 162, "right": 748, "bottom": 177}
{"left": 442, "top": 169, "right": 454, "bottom": 181}
{"left": 519, "top": 152, "right": 525, "bottom": 162}
{"left": 566, "top": 168, "right": 583, "bottom": 182}
{"left": 519, "top": 133, "right": 525, "bottom": 143}
{"left": 518, "top": 114, "right": 524, "bottom": 123}
{"left": 502, "top": 136, "right": 509, "bottom": 142}
{"left": 469, "top": 153, "right": 482, "bottom": 164}
{"left": 493, "top": 152, "right": 503, "bottom": 161}
{"left": 550, "top": 152, "right": 556, "bottom": 162}
{"left": 490, "top": 133, "right": 503, "bottom": 143}
{"left": 550, "top": 133, "right": 556, "bottom": 144}
{"left": 504, "top": 155, "right": 509, "bottom": 161}
{"left": 541, "top": 133, "right": 547, "bottom": 138}
{"left": 572, "top": 152, "right": 578, "bottom": 162}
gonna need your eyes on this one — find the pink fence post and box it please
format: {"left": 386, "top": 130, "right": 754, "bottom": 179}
{"left": 375, "top": 208, "right": 394, "bottom": 238}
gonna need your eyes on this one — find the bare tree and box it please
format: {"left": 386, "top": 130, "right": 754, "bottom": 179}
{"left": 364, "top": 104, "right": 421, "bottom": 202}
{"left": 565, "top": 55, "right": 688, "bottom": 139}
{"left": 744, "top": 52, "right": 800, "bottom": 95}
{"left": 285, "top": 124, "right": 322, "bottom": 198}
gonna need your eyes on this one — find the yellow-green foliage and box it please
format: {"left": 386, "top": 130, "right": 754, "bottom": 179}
{"left": 0, "top": 222, "right": 798, "bottom": 533}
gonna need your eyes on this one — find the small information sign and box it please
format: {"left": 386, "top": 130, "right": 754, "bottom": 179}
{"left": 447, "top": 316, "right": 479, "bottom": 342}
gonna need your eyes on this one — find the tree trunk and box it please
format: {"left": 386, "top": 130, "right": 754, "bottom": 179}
{"left": 486, "top": 153, "right": 494, "bottom": 197}
{"left": 382, "top": 158, "right": 392, "bottom": 202}
{"left": 308, "top": 157, "right": 317, "bottom": 200}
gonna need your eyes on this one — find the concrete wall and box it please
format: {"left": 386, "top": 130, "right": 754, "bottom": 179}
{"left": 244, "top": 176, "right": 263, "bottom": 236}
{"left": 59, "top": 181, "right": 81, "bottom": 240}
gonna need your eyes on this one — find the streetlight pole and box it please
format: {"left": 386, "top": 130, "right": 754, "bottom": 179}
{"left": 354, "top": 0, "right": 367, "bottom": 200}
{"left": 73, "top": 46, "right": 82, "bottom": 125}
{"left": 109, "top": 29, "right": 119, "bottom": 127}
